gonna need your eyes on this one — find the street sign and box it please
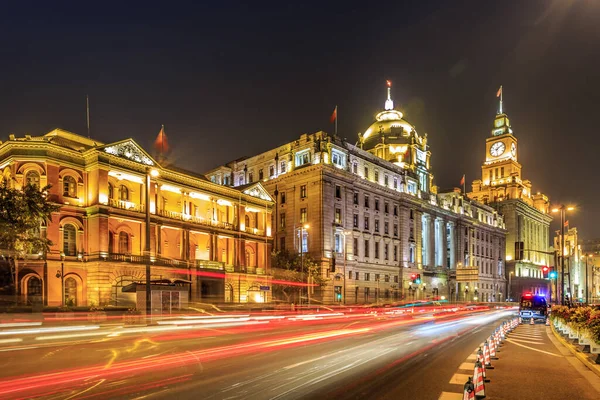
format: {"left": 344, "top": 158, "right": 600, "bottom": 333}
{"left": 259, "top": 286, "right": 270, "bottom": 291}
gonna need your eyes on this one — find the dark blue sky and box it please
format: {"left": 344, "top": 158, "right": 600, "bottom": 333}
{"left": 2, "top": 0, "right": 599, "bottom": 238}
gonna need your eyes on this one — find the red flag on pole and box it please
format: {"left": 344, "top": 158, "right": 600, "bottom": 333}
{"left": 564, "top": 220, "right": 569, "bottom": 228}
{"left": 460, "top": 174, "right": 465, "bottom": 186}
{"left": 330, "top": 106, "right": 337, "bottom": 124}
{"left": 496, "top": 86, "right": 502, "bottom": 98}
{"left": 154, "top": 125, "right": 169, "bottom": 155}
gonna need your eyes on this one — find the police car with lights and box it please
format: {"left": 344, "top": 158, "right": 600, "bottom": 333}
{"left": 519, "top": 293, "right": 548, "bottom": 322}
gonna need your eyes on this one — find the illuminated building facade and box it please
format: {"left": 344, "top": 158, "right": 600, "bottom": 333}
{"left": 468, "top": 95, "right": 552, "bottom": 300}
{"left": 0, "top": 129, "right": 273, "bottom": 307}
{"left": 208, "top": 84, "right": 507, "bottom": 304}
{"left": 579, "top": 238, "right": 600, "bottom": 303}
{"left": 553, "top": 228, "right": 584, "bottom": 302}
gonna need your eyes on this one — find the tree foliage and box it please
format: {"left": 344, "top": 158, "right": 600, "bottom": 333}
{"left": 271, "top": 249, "right": 329, "bottom": 302}
{"left": 0, "top": 183, "right": 58, "bottom": 254}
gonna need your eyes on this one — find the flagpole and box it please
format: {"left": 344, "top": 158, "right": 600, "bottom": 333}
{"left": 499, "top": 85, "right": 503, "bottom": 114}
{"left": 463, "top": 175, "right": 466, "bottom": 194}
{"left": 86, "top": 95, "right": 90, "bottom": 138}
{"left": 335, "top": 106, "right": 338, "bottom": 136}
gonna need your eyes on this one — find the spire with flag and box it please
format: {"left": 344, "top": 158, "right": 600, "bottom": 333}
{"left": 154, "top": 125, "right": 169, "bottom": 160}
{"left": 460, "top": 174, "right": 466, "bottom": 193}
{"left": 497, "top": 85, "right": 503, "bottom": 114}
{"left": 385, "top": 80, "right": 394, "bottom": 110}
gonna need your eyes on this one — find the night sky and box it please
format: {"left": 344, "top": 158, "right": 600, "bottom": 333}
{"left": 2, "top": 1, "right": 599, "bottom": 238}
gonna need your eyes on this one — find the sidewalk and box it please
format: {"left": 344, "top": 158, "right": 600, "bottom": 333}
{"left": 485, "top": 322, "right": 600, "bottom": 399}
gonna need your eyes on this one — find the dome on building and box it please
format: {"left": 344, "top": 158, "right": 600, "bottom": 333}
{"left": 359, "top": 82, "right": 419, "bottom": 152}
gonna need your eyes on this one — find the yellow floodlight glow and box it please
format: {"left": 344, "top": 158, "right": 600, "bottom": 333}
{"left": 150, "top": 169, "right": 159, "bottom": 177}
{"left": 303, "top": 224, "right": 310, "bottom": 230}
{"left": 551, "top": 208, "right": 559, "bottom": 213}
{"left": 567, "top": 206, "right": 575, "bottom": 211}
{"left": 160, "top": 184, "right": 181, "bottom": 193}
{"left": 190, "top": 192, "right": 211, "bottom": 201}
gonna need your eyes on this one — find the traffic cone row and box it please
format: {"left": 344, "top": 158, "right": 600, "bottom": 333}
{"left": 462, "top": 317, "right": 520, "bottom": 398}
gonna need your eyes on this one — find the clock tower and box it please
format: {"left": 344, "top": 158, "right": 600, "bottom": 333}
{"left": 468, "top": 87, "right": 552, "bottom": 302}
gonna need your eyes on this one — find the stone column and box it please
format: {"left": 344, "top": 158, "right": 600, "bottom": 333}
{"left": 448, "top": 222, "right": 456, "bottom": 270}
{"left": 428, "top": 215, "right": 435, "bottom": 268}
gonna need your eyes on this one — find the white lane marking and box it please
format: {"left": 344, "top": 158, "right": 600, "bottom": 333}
{"left": 506, "top": 337, "right": 544, "bottom": 345}
{"left": 0, "top": 322, "right": 42, "bottom": 328}
{"left": 439, "top": 391, "right": 464, "bottom": 400}
{"left": 0, "top": 338, "right": 23, "bottom": 344}
{"left": 505, "top": 339, "right": 562, "bottom": 357}
{"left": 0, "top": 346, "right": 39, "bottom": 352}
{"left": 458, "top": 362, "right": 474, "bottom": 371}
{"left": 449, "top": 373, "right": 471, "bottom": 385}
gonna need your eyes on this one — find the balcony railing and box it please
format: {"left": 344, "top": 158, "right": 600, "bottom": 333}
{"left": 244, "top": 227, "right": 265, "bottom": 236}
{"left": 158, "top": 209, "right": 235, "bottom": 231}
{"left": 109, "top": 199, "right": 145, "bottom": 213}
{"left": 88, "top": 253, "right": 265, "bottom": 275}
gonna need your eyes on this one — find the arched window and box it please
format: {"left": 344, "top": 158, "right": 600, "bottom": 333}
{"left": 63, "top": 176, "right": 76, "bottom": 197}
{"left": 245, "top": 248, "right": 255, "bottom": 267}
{"left": 119, "top": 185, "right": 129, "bottom": 201}
{"left": 63, "top": 224, "right": 77, "bottom": 256}
{"left": 118, "top": 232, "right": 129, "bottom": 254}
{"left": 25, "top": 171, "right": 40, "bottom": 187}
{"left": 64, "top": 277, "right": 77, "bottom": 306}
{"left": 27, "top": 276, "right": 42, "bottom": 296}
{"left": 108, "top": 183, "right": 114, "bottom": 200}
{"left": 245, "top": 215, "right": 250, "bottom": 229}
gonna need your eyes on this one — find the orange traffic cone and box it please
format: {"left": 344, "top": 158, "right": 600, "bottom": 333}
{"left": 489, "top": 335, "right": 498, "bottom": 359}
{"left": 463, "top": 376, "right": 475, "bottom": 400}
{"left": 530, "top": 317, "right": 534, "bottom": 325}
{"left": 477, "top": 348, "right": 488, "bottom": 381}
{"left": 519, "top": 316, "right": 522, "bottom": 324}
{"left": 545, "top": 318, "right": 550, "bottom": 326}
{"left": 484, "top": 341, "right": 494, "bottom": 369}
{"left": 473, "top": 360, "right": 486, "bottom": 398}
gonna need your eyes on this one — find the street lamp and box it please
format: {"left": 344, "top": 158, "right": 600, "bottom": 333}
{"left": 300, "top": 224, "right": 309, "bottom": 307}
{"left": 56, "top": 254, "right": 65, "bottom": 306}
{"left": 145, "top": 168, "right": 159, "bottom": 316}
{"left": 552, "top": 205, "right": 575, "bottom": 305}
{"left": 342, "top": 230, "right": 352, "bottom": 305}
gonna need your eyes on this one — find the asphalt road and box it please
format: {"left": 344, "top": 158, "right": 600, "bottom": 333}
{"left": 0, "top": 308, "right": 514, "bottom": 399}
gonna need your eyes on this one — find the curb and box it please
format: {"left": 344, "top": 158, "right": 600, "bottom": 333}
{"left": 550, "top": 323, "right": 600, "bottom": 379}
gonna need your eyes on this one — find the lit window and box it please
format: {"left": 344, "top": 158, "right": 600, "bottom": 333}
{"left": 335, "top": 208, "right": 342, "bottom": 224}
{"left": 63, "top": 224, "right": 77, "bottom": 256}
{"left": 119, "top": 185, "right": 129, "bottom": 201}
{"left": 63, "top": 176, "right": 76, "bottom": 198}
{"left": 108, "top": 183, "right": 114, "bottom": 200}
{"left": 300, "top": 208, "right": 307, "bottom": 222}
{"left": 280, "top": 192, "right": 286, "bottom": 204}
{"left": 280, "top": 161, "right": 287, "bottom": 173}
{"left": 118, "top": 232, "right": 129, "bottom": 253}
{"left": 300, "top": 185, "right": 307, "bottom": 198}
{"left": 269, "top": 166, "right": 274, "bottom": 177}
{"left": 25, "top": 171, "right": 40, "bottom": 187}
{"left": 335, "top": 233, "right": 342, "bottom": 253}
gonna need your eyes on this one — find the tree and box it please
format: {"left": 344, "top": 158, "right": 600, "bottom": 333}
{"left": 271, "top": 249, "right": 328, "bottom": 303}
{"left": 0, "top": 182, "right": 58, "bottom": 298}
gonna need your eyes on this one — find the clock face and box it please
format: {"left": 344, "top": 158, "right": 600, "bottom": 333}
{"left": 511, "top": 143, "right": 516, "bottom": 157}
{"left": 490, "top": 142, "right": 506, "bottom": 157}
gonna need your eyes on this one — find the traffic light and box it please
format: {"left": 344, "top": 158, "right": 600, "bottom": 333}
{"left": 416, "top": 274, "right": 422, "bottom": 284}
{"left": 542, "top": 266, "right": 549, "bottom": 279}
{"left": 411, "top": 274, "right": 417, "bottom": 283}
{"left": 330, "top": 256, "right": 336, "bottom": 273}
{"left": 549, "top": 268, "right": 557, "bottom": 279}
{"left": 334, "top": 286, "right": 342, "bottom": 302}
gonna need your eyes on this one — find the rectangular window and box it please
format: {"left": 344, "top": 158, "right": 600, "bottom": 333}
{"left": 335, "top": 185, "right": 341, "bottom": 199}
{"left": 335, "top": 233, "right": 342, "bottom": 253}
{"left": 354, "top": 238, "right": 358, "bottom": 254}
{"left": 364, "top": 195, "right": 369, "bottom": 208}
{"left": 269, "top": 165, "right": 274, "bottom": 177}
{"left": 353, "top": 214, "right": 359, "bottom": 228}
{"left": 249, "top": 172, "right": 254, "bottom": 183}
{"left": 393, "top": 224, "right": 398, "bottom": 237}
{"left": 335, "top": 208, "right": 342, "bottom": 224}
{"left": 355, "top": 271, "right": 359, "bottom": 280}
{"left": 384, "top": 175, "right": 389, "bottom": 186}
{"left": 364, "top": 216, "right": 369, "bottom": 230}
{"left": 280, "top": 161, "right": 287, "bottom": 173}
{"left": 280, "top": 192, "right": 286, "bottom": 204}
{"left": 353, "top": 192, "right": 359, "bottom": 205}
{"left": 394, "top": 245, "right": 398, "bottom": 261}
{"left": 384, "top": 221, "right": 389, "bottom": 235}
{"left": 393, "top": 177, "right": 398, "bottom": 189}
{"left": 300, "top": 185, "right": 307, "bottom": 198}
{"left": 394, "top": 275, "right": 399, "bottom": 283}
{"left": 300, "top": 208, "right": 307, "bottom": 223}
{"left": 394, "top": 205, "right": 398, "bottom": 216}
{"left": 301, "top": 231, "right": 308, "bottom": 253}
{"left": 280, "top": 213, "right": 286, "bottom": 229}
{"left": 384, "top": 202, "right": 389, "bottom": 214}
{"left": 375, "top": 273, "right": 380, "bottom": 281}
{"left": 259, "top": 169, "right": 264, "bottom": 180}
{"left": 385, "top": 275, "right": 390, "bottom": 283}
{"left": 374, "top": 219, "right": 379, "bottom": 233}
{"left": 501, "top": 167, "right": 505, "bottom": 178}
{"left": 353, "top": 163, "right": 358, "bottom": 174}
{"left": 296, "top": 151, "right": 311, "bottom": 167}
{"left": 364, "top": 240, "right": 370, "bottom": 257}
{"left": 374, "top": 242, "right": 380, "bottom": 259}
{"left": 375, "top": 199, "right": 380, "bottom": 211}
{"left": 384, "top": 244, "right": 389, "bottom": 260}
{"left": 365, "top": 272, "right": 370, "bottom": 281}
{"left": 349, "top": 271, "right": 353, "bottom": 280}
{"left": 374, "top": 170, "right": 379, "bottom": 182}
{"left": 364, "top": 166, "right": 369, "bottom": 179}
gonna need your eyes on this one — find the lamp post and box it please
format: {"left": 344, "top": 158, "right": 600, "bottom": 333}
{"left": 585, "top": 254, "right": 592, "bottom": 305}
{"left": 56, "top": 254, "right": 65, "bottom": 306}
{"left": 508, "top": 271, "right": 513, "bottom": 301}
{"left": 343, "top": 230, "right": 351, "bottom": 305}
{"left": 145, "top": 168, "right": 159, "bottom": 316}
{"left": 300, "top": 224, "right": 309, "bottom": 307}
{"left": 552, "top": 205, "right": 574, "bottom": 305}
